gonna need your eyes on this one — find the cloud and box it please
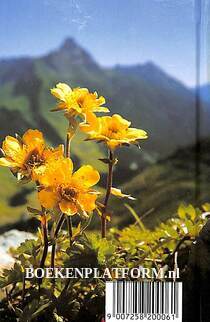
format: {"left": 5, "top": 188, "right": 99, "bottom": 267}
{"left": 43, "top": 0, "right": 91, "bottom": 31}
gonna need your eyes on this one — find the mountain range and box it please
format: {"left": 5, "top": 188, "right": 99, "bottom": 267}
{"left": 0, "top": 37, "right": 209, "bottom": 227}
{"left": 1, "top": 38, "right": 209, "bottom": 165}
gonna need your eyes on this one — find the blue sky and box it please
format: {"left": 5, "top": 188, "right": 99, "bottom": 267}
{"left": 0, "top": 0, "right": 209, "bottom": 86}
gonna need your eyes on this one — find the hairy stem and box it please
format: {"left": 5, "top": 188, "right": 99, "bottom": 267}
{"left": 67, "top": 216, "right": 73, "bottom": 246}
{"left": 38, "top": 213, "right": 48, "bottom": 287}
{"left": 21, "top": 275, "right": 25, "bottom": 305}
{"left": 39, "top": 214, "right": 48, "bottom": 269}
{"left": 66, "top": 132, "right": 71, "bottom": 158}
{"left": 101, "top": 150, "right": 114, "bottom": 238}
{"left": 65, "top": 130, "right": 73, "bottom": 245}
{"left": 51, "top": 213, "right": 65, "bottom": 269}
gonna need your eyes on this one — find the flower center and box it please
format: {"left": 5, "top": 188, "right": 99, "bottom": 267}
{"left": 61, "top": 187, "right": 78, "bottom": 202}
{"left": 106, "top": 126, "right": 122, "bottom": 139}
{"left": 25, "top": 150, "right": 44, "bottom": 168}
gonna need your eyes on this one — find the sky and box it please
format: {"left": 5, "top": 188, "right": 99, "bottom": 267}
{"left": 0, "top": 0, "right": 209, "bottom": 86}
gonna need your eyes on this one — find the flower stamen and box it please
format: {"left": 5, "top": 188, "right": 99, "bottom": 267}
{"left": 25, "top": 150, "right": 45, "bottom": 168}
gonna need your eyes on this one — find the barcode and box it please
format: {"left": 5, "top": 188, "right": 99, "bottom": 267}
{"left": 106, "top": 281, "right": 182, "bottom": 321}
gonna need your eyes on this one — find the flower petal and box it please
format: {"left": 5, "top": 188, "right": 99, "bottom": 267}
{"left": 56, "top": 82, "right": 72, "bottom": 92}
{"left": 79, "top": 112, "right": 99, "bottom": 133}
{"left": 126, "top": 128, "right": 148, "bottom": 140}
{"left": 32, "top": 165, "right": 46, "bottom": 181}
{"left": 42, "top": 145, "right": 64, "bottom": 161}
{"left": 77, "top": 192, "right": 98, "bottom": 212}
{"left": 38, "top": 157, "right": 73, "bottom": 186}
{"left": 22, "top": 129, "right": 45, "bottom": 153}
{"left": 112, "top": 114, "right": 131, "bottom": 129}
{"left": 51, "top": 88, "right": 65, "bottom": 100}
{"left": 38, "top": 189, "right": 59, "bottom": 209}
{"left": 93, "top": 106, "right": 110, "bottom": 113}
{"left": 3, "top": 136, "right": 21, "bottom": 155}
{"left": 51, "top": 83, "right": 72, "bottom": 100}
{"left": 0, "top": 157, "right": 18, "bottom": 167}
{"left": 59, "top": 199, "right": 77, "bottom": 216}
{"left": 72, "top": 165, "right": 100, "bottom": 188}
{"left": 2, "top": 136, "right": 26, "bottom": 166}
{"left": 111, "top": 187, "right": 136, "bottom": 200}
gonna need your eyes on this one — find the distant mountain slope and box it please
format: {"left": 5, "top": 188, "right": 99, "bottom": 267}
{"left": 111, "top": 140, "right": 210, "bottom": 229}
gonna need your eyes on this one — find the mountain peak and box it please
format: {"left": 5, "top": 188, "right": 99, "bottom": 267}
{"left": 43, "top": 37, "right": 99, "bottom": 72}
{"left": 59, "top": 37, "right": 80, "bottom": 52}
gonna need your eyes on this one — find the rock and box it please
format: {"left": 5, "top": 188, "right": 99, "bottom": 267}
{"left": 0, "top": 229, "right": 35, "bottom": 271}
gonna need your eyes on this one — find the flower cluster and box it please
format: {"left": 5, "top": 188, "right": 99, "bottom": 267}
{"left": 51, "top": 82, "right": 148, "bottom": 150}
{"left": 0, "top": 82, "right": 148, "bottom": 236}
{"left": 51, "top": 82, "right": 109, "bottom": 121}
{"left": 80, "top": 113, "right": 148, "bottom": 150}
{"left": 0, "top": 132, "right": 100, "bottom": 217}
{"left": 0, "top": 129, "right": 63, "bottom": 181}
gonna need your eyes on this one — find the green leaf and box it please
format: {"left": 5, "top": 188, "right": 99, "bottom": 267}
{"left": 31, "top": 301, "right": 52, "bottom": 319}
{"left": 97, "top": 239, "right": 116, "bottom": 265}
{"left": 98, "top": 158, "right": 110, "bottom": 164}
{"left": 203, "top": 203, "right": 210, "bottom": 212}
{"left": 27, "top": 206, "right": 42, "bottom": 215}
{"left": 16, "top": 239, "right": 38, "bottom": 256}
{"left": 178, "top": 203, "right": 186, "bottom": 219}
{"left": 178, "top": 203, "right": 196, "bottom": 221}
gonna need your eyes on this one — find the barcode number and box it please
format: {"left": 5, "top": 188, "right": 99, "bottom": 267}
{"left": 106, "top": 281, "right": 182, "bottom": 321}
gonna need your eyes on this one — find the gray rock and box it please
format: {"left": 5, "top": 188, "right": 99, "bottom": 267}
{"left": 0, "top": 229, "right": 35, "bottom": 270}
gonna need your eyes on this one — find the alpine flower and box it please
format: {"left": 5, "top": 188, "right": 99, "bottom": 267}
{"left": 50, "top": 82, "right": 109, "bottom": 120}
{"left": 38, "top": 157, "right": 100, "bottom": 216}
{"left": 80, "top": 114, "right": 148, "bottom": 150}
{"left": 0, "top": 129, "right": 63, "bottom": 181}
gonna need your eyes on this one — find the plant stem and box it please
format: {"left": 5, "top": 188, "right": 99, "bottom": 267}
{"left": 101, "top": 150, "right": 114, "bottom": 238}
{"left": 50, "top": 123, "right": 75, "bottom": 278}
{"left": 67, "top": 216, "right": 73, "bottom": 246}
{"left": 39, "top": 214, "right": 48, "bottom": 269}
{"left": 38, "top": 213, "right": 48, "bottom": 288}
{"left": 21, "top": 275, "right": 25, "bottom": 305}
{"left": 66, "top": 132, "right": 71, "bottom": 158}
{"left": 65, "top": 130, "right": 73, "bottom": 245}
{"left": 51, "top": 213, "right": 65, "bottom": 269}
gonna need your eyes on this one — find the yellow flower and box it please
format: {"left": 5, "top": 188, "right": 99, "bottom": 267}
{"left": 80, "top": 114, "right": 148, "bottom": 150}
{"left": 38, "top": 157, "right": 100, "bottom": 216}
{"left": 0, "top": 129, "right": 63, "bottom": 180}
{"left": 50, "top": 82, "right": 109, "bottom": 119}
